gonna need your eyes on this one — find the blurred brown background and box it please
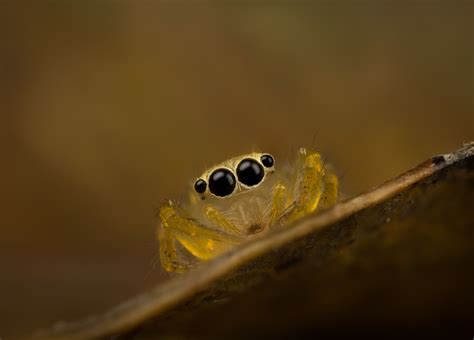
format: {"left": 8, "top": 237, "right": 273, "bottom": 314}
{"left": 0, "top": 1, "right": 472, "bottom": 338}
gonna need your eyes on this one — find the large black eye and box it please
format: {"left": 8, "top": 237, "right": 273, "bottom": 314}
{"left": 236, "top": 158, "right": 264, "bottom": 187}
{"left": 194, "top": 179, "right": 207, "bottom": 194}
{"left": 260, "top": 154, "right": 274, "bottom": 168}
{"left": 208, "top": 168, "right": 236, "bottom": 197}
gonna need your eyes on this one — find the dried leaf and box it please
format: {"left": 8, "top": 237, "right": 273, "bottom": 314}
{"left": 33, "top": 143, "right": 474, "bottom": 339}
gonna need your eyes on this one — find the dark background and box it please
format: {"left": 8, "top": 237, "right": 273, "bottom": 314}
{"left": 1, "top": 1, "right": 472, "bottom": 338}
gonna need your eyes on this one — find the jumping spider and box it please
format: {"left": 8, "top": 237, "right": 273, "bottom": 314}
{"left": 158, "top": 148, "right": 338, "bottom": 272}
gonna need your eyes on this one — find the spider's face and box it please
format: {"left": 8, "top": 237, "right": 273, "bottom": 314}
{"left": 193, "top": 153, "right": 275, "bottom": 199}
{"left": 160, "top": 148, "right": 338, "bottom": 272}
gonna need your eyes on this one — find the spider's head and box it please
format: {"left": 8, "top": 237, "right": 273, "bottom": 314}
{"left": 193, "top": 153, "right": 275, "bottom": 200}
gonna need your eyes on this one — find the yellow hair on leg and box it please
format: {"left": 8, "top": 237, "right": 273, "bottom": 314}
{"left": 158, "top": 226, "right": 189, "bottom": 273}
{"left": 269, "top": 182, "right": 288, "bottom": 226}
{"left": 320, "top": 171, "right": 339, "bottom": 208}
{"left": 203, "top": 205, "right": 240, "bottom": 235}
{"left": 159, "top": 201, "right": 241, "bottom": 262}
{"left": 287, "top": 148, "right": 325, "bottom": 222}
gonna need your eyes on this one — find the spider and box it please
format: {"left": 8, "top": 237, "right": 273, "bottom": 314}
{"left": 158, "top": 148, "right": 338, "bottom": 272}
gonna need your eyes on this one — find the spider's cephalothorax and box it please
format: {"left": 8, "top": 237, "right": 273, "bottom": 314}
{"left": 158, "top": 148, "right": 338, "bottom": 273}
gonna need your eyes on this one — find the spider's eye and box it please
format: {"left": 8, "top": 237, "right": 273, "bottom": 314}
{"left": 236, "top": 158, "right": 264, "bottom": 187}
{"left": 260, "top": 154, "right": 274, "bottom": 168}
{"left": 194, "top": 179, "right": 207, "bottom": 194}
{"left": 208, "top": 168, "right": 236, "bottom": 197}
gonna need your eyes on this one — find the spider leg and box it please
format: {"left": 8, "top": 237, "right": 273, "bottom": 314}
{"left": 158, "top": 225, "right": 193, "bottom": 273}
{"left": 269, "top": 181, "right": 289, "bottom": 226}
{"left": 158, "top": 201, "right": 242, "bottom": 272}
{"left": 319, "top": 169, "right": 339, "bottom": 208}
{"left": 286, "top": 148, "right": 326, "bottom": 222}
{"left": 203, "top": 205, "right": 241, "bottom": 235}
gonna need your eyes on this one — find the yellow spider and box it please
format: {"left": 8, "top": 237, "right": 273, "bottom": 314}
{"left": 158, "top": 148, "right": 338, "bottom": 273}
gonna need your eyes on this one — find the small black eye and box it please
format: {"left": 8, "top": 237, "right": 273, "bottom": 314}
{"left": 261, "top": 154, "right": 274, "bottom": 168}
{"left": 194, "top": 179, "right": 207, "bottom": 194}
{"left": 208, "top": 168, "right": 236, "bottom": 197}
{"left": 237, "top": 158, "right": 264, "bottom": 187}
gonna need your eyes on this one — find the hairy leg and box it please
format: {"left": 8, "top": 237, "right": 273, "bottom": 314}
{"left": 158, "top": 226, "right": 193, "bottom": 273}
{"left": 269, "top": 181, "right": 289, "bottom": 226}
{"left": 319, "top": 170, "right": 339, "bottom": 208}
{"left": 203, "top": 205, "right": 241, "bottom": 235}
{"left": 159, "top": 201, "right": 242, "bottom": 271}
{"left": 286, "top": 148, "right": 326, "bottom": 222}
